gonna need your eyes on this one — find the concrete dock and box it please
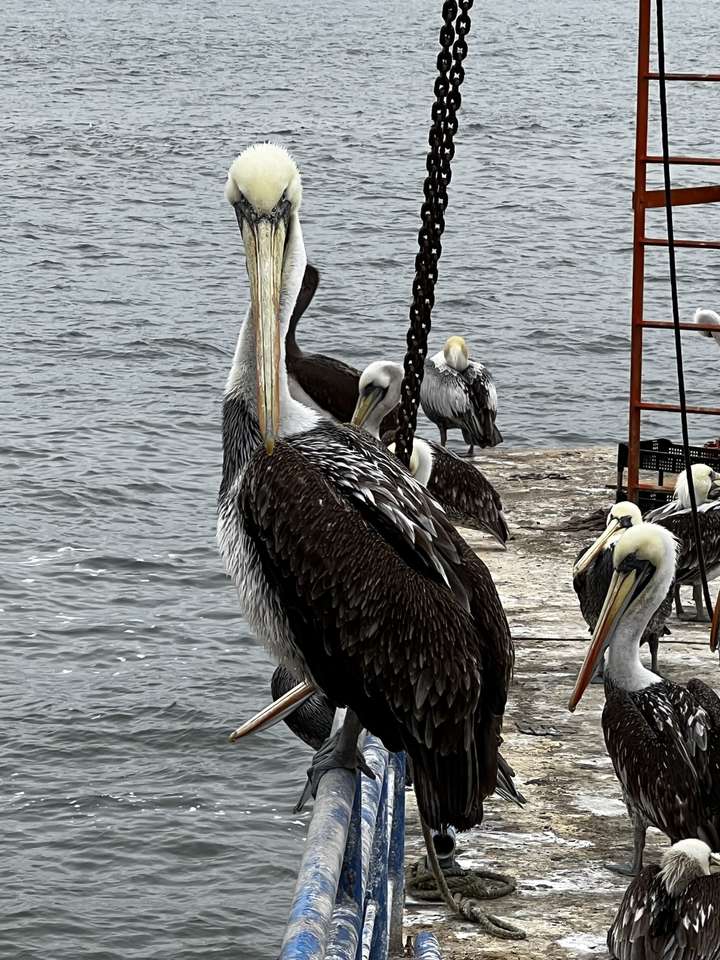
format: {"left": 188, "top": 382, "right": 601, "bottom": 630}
{"left": 402, "top": 446, "right": 718, "bottom": 959}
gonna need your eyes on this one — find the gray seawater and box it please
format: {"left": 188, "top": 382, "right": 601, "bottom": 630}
{"left": 3, "top": 1, "right": 719, "bottom": 957}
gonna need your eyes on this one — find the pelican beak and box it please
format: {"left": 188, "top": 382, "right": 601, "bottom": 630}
{"left": 351, "top": 386, "right": 385, "bottom": 430}
{"left": 229, "top": 679, "right": 316, "bottom": 742}
{"left": 709, "top": 851, "right": 720, "bottom": 873}
{"left": 568, "top": 566, "right": 641, "bottom": 711}
{"left": 573, "top": 520, "right": 623, "bottom": 576}
{"left": 711, "top": 593, "right": 720, "bottom": 653}
{"left": 239, "top": 210, "right": 288, "bottom": 454}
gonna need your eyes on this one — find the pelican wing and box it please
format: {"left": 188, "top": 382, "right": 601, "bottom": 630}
{"left": 239, "top": 424, "right": 512, "bottom": 828}
{"left": 657, "top": 502, "right": 720, "bottom": 584}
{"left": 606, "top": 864, "right": 659, "bottom": 959}
{"left": 425, "top": 440, "right": 508, "bottom": 543}
{"left": 461, "top": 363, "right": 502, "bottom": 446}
{"left": 603, "top": 682, "right": 716, "bottom": 841}
{"left": 608, "top": 868, "right": 720, "bottom": 960}
{"left": 420, "top": 359, "right": 472, "bottom": 421}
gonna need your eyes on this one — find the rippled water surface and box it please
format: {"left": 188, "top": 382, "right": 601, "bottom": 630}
{"left": 3, "top": 1, "right": 720, "bottom": 957}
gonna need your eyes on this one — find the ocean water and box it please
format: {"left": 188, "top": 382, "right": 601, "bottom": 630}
{"left": 2, "top": 1, "right": 719, "bottom": 957}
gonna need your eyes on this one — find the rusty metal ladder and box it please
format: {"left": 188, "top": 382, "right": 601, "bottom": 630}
{"left": 626, "top": 0, "right": 720, "bottom": 502}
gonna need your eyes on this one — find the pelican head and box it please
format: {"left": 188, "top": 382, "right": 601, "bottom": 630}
{"left": 568, "top": 523, "right": 677, "bottom": 711}
{"left": 660, "top": 839, "right": 720, "bottom": 896}
{"left": 225, "top": 143, "right": 303, "bottom": 454}
{"left": 443, "top": 336, "right": 469, "bottom": 372}
{"left": 387, "top": 438, "right": 433, "bottom": 487}
{"left": 674, "top": 462, "right": 720, "bottom": 508}
{"left": 573, "top": 501, "right": 642, "bottom": 577}
{"left": 693, "top": 307, "right": 720, "bottom": 339}
{"left": 351, "top": 361, "right": 403, "bottom": 438}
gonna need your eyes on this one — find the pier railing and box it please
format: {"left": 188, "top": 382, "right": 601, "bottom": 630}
{"left": 278, "top": 737, "right": 437, "bottom": 959}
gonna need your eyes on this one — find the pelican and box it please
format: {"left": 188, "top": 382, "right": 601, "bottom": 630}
{"left": 692, "top": 307, "right": 720, "bottom": 346}
{"left": 607, "top": 839, "right": 720, "bottom": 960}
{"left": 572, "top": 502, "right": 671, "bottom": 675}
{"left": 269, "top": 665, "right": 525, "bottom": 807}
{"left": 284, "top": 263, "right": 398, "bottom": 433}
{"left": 646, "top": 465, "right": 720, "bottom": 622}
{"left": 569, "top": 523, "right": 720, "bottom": 876}
{"left": 420, "top": 336, "right": 502, "bottom": 456}
{"left": 271, "top": 665, "right": 333, "bottom": 751}
{"left": 218, "top": 144, "right": 514, "bottom": 839}
{"left": 352, "top": 360, "right": 508, "bottom": 545}
{"left": 644, "top": 462, "right": 720, "bottom": 522}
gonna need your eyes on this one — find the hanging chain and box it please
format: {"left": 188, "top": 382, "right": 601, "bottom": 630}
{"left": 395, "top": 0, "right": 473, "bottom": 466}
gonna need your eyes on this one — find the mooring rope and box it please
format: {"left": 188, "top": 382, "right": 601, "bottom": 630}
{"left": 413, "top": 812, "right": 526, "bottom": 940}
{"left": 655, "top": 0, "right": 713, "bottom": 622}
{"left": 395, "top": 0, "right": 474, "bottom": 467}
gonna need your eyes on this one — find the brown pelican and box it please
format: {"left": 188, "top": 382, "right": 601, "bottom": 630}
{"left": 568, "top": 523, "right": 720, "bottom": 876}
{"left": 420, "top": 336, "right": 502, "bottom": 456}
{"left": 268, "top": 666, "right": 525, "bottom": 807}
{"left": 693, "top": 307, "right": 720, "bottom": 346}
{"left": 572, "top": 502, "right": 671, "bottom": 675}
{"left": 607, "top": 839, "right": 720, "bottom": 960}
{"left": 352, "top": 360, "right": 509, "bottom": 545}
{"left": 646, "top": 465, "right": 720, "bottom": 622}
{"left": 284, "top": 263, "right": 397, "bottom": 432}
{"left": 218, "top": 143, "right": 514, "bottom": 836}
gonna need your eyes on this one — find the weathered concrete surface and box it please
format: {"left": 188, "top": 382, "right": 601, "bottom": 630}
{"left": 402, "top": 446, "right": 719, "bottom": 959}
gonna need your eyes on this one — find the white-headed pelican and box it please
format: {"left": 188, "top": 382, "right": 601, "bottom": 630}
{"left": 569, "top": 523, "right": 720, "bottom": 876}
{"left": 217, "top": 143, "right": 514, "bottom": 835}
{"left": 420, "top": 336, "right": 502, "bottom": 456}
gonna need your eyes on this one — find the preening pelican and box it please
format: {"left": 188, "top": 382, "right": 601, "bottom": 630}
{"left": 692, "top": 307, "right": 720, "bottom": 346}
{"left": 352, "top": 360, "right": 509, "bottom": 545}
{"left": 572, "top": 502, "right": 671, "bottom": 674}
{"left": 607, "top": 839, "right": 720, "bottom": 960}
{"left": 420, "top": 336, "right": 502, "bottom": 456}
{"left": 646, "top": 464, "right": 720, "bottom": 622}
{"left": 284, "top": 263, "right": 397, "bottom": 432}
{"left": 569, "top": 523, "right": 720, "bottom": 876}
{"left": 218, "top": 143, "right": 514, "bottom": 834}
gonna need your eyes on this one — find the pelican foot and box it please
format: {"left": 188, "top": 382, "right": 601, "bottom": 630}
{"left": 603, "top": 861, "right": 639, "bottom": 877}
{"left": 294, "top": 729, "right": 375, "bottom": 812}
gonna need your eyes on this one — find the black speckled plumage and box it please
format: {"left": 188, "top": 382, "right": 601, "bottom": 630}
{"left": 285, "top": 264, "right": 397, "bottom": 431}
{"left": 238, "top": 420, "right": 513, "bottom": 831}
{"left": 381, "top": 430, "right": 508, "bottom": 543}
{"left": 608, "top": 861, "right": 720, "bottom": 960}
{"left": 654, "top": 501, "right": 720, "bottom": 587}
{"left": 603, "top": 677, "right": 720, "bottom": 847}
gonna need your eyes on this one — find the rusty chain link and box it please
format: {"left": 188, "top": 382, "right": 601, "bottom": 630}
{"left": 395, "top": 0, "right": 473, "bottom": 466}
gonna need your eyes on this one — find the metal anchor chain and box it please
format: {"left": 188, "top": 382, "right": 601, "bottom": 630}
{"left": 395, "top": 0, "right": 473, "bottom": 467}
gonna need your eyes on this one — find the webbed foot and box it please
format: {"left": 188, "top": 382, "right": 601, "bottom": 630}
{"left": 294, "top": 724, "right": 375, "bottom": 812}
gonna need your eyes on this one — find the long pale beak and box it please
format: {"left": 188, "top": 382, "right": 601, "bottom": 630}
{"left": 229, "top": 679, "right": 315, "bottom": 742}
{"left": 568, "top": 567, "right": 637, "bottom": 711}
{"left": 351, "top": 387, "right": 384, "bottom": 431}
{"left": 710, "top": 851, "right": 720, "bottom": 872}
{"left": 242, "top": 217, "right": 286, "bottom": 454}
{"left": 573, "top": 519, "right": 623, "bottom": 576}
{"left": 711, "top": 593, "right": 720, "bottom": 653}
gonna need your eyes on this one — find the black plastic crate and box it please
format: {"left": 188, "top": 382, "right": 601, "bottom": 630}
{"left": 616, "top": 438, "right": 720, "bottom": 512}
